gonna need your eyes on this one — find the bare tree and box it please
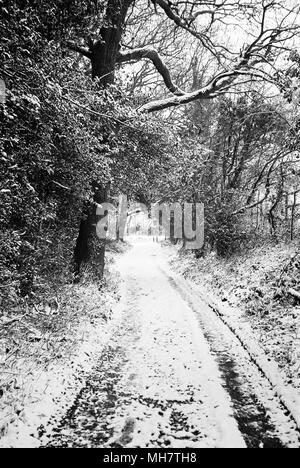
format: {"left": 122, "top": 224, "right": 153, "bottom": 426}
{"left": 67, "top": 0, "right": 300, "bottom": 273}
{"left": 68, "top": 0, "right": 300, "bottom": 112}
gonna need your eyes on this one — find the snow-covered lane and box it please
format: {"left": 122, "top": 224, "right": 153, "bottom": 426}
{"left": 45, "top": 238, "right": 299, "bottom": 448}
{"left": 109, "top": 239, "right": 245, "bottom": 448}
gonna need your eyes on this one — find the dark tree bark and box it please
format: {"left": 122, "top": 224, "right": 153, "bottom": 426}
{"left": 74, "top": 211, "right": 90, "bottom": 277}
{"left": 73, "top": 0, "right": 133, "bottom": 279}
{"left": 91, "top": 0, "right": 134, "bottom": 83}
{"left": 74, "top": 182, "right": 110, "bottom": 281}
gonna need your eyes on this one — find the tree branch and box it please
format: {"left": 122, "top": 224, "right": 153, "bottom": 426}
{"left": 288, "top": 288, "right": 300, "bottom": 300}
{"left": 152, "top": 0, "right": 232, "bottom": 60}
{"left": 67, "top": 41, "right": 92, "bottom": 59}
{"left": 139, "top": 1, "right": 296, "bottom": 113}
{"left": 139, "top": 66, "right": 263, "bottom": 113}
{"left": 117, "top": 48, "right": 185, "bottom": 96}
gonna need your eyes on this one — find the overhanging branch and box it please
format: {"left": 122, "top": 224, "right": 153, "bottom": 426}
{"left": 152, "top": 0, "right": 230, "bottom": 60}
{"left": 139, "top": 67, "right": 263, "bottom": 113}
{"left": 117, "top": 48, "right": 185, "bottom": 96}
{"left": 139, "top": 1, "right": 296, "bottom": 113}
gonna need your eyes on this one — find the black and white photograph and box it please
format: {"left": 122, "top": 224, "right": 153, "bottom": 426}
{"left": 1, "top": 0, "right": 300, "bottom": 452}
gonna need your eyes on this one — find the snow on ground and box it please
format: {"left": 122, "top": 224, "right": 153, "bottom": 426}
{"left": 166, "top": 242, "right": 300, "bottom": 430}
{"left": 168, "top": 243, "right": 300, "bottom": 390}
{"left": 107, "top": 239, "right": 246, "bottom": 448}
{"left": 2, "top": 237, "right": 300, "bottom": 448}
{"left": 42, "top": 237, "right": 299, "bottom": 448}
{"left": 0, "top": 267, "right": 124, "bottom": 448}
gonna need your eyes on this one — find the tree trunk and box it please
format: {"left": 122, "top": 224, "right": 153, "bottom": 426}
{"left": 73, "top": 0, "right": 133, "bottom": 279}
{"left": 73, "top": 209, "right": 91, "bottom": 279}
{"left": 91, "top": 0, "right": 134, "bottom": 83}
{"left": 73, "top": 183, "right": 110, "bottom": 281}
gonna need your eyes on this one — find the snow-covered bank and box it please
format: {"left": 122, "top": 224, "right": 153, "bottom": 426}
{"left": 0, "top": 249, "right": 126, "bottom": 448}
{"left": 166, "top": 243, "right": 300, "bottom": 429}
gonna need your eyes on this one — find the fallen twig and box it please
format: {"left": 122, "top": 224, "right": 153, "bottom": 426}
{"left": 288, "top": 288, "right": 300, "bottom": 301}
{"left": 52, "top": 181, "right": 71, "bottom": 191}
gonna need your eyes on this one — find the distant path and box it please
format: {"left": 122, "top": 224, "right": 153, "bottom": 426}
{"left": 45, "top": 238, "right": 300, "bottom": 448}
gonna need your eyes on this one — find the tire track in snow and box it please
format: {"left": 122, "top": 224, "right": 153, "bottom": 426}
{"left": 159, "top": 260, "right": 300, "bottom": 448}
{"left": 44, "top": 239, "right": 300, "bottom": 448}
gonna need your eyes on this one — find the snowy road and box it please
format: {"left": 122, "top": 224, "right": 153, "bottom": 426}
{"left": 46, "top": 239, "right": 300, "bottom": 448}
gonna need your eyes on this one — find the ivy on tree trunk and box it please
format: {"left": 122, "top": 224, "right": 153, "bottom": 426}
{"left": 73, "top": 0, "right": 134, "bottom": 279}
